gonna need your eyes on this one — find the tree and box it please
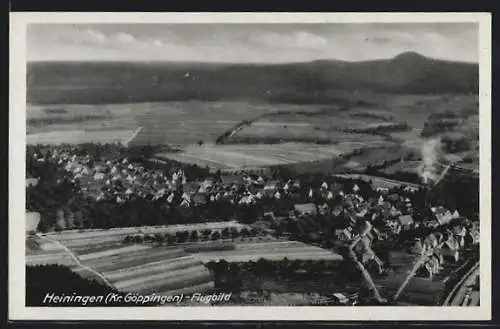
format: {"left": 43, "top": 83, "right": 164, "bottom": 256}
{"left": 198, "top": 140, "right": 204, "bottom": 146}
{"left": 154, "top": 233, "right": 164, "bottom": 244}
{"left": 190, "top": 230, "right": 199, "bottom": 242}
{"left": 230, "top": 227, "right": 240, "bottom": 238}
{"left": 221, "top": 227, "right": 230, "bottom": 239}
{"left": 240, "top": 227, "right": 250, "bottom": 237}
{"left": 202, "top": 229, "right": 212, "bottom": 240}
{"left": 211, "top": 231, "right": 222, "bottom": 241}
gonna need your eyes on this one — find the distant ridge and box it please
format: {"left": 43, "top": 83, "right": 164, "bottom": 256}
{"left": 27, "top": 52, "right": 479, "bottom": 105}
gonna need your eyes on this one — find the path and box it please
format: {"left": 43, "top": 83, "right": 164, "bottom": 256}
{"left": 443, "top": 261, "right": 479, "bottom": 306}
{"left": 37, "top": 234, "right": 115, "bottom": 288}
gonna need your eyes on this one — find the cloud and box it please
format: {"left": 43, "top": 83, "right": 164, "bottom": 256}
{"left": 114, "top": 32, "right": 136, "bottom": 44}
{"left": 255, "top": 31, "right": 327, "bottom": 50}
{"left": 27, "top": 23, "right": 479, "bottom": 63}
{"left": 365, "top": 36, "right": 393, "bottom": 45}
{"left": 152, "top": 39, "right": 163, "bottom": 47}
{"left": 66, "top": 29, "right": 107, "bottom": 44}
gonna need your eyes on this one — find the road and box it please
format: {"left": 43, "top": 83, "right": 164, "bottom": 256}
{"left": 443, "top": 261, "right": 480, "bottom": 306}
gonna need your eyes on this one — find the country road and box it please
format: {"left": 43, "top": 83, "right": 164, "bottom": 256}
{"left": 443, "top": 262, "right": 480, "bottom": 306}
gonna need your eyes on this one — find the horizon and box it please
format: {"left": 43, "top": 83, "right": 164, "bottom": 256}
{"left": 27, "top": 23, "right": 479, "bottom": 63}
{"left": 27, "top": 51, "right": 479, "bottom": 65}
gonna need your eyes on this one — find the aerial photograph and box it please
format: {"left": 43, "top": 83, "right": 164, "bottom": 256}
{"left": 25, "top": 22, "right": 480, "bottom": 307}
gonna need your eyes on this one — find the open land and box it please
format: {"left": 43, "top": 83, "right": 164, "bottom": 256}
{"left": 27, "top": 222, "right": 343, "bottom": 296}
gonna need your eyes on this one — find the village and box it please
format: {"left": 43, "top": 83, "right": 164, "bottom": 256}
{"left": 26, "top": 143, "right": 480, "bottom": 305}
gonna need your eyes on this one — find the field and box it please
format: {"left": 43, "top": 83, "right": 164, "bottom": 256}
{"left": 27, "top": 93, "right": 478, "bottom": 172}
{"left": 333, "top": 174, "right": 421, "bottom": 190}
{"left": 194, "top": 240, "right": 343, "bottom": 263}
{"left": 26, "top": 129, "right": 137, "bottom": 145}
{"left": 154, "top": 143, "right": 347, "bottom": 169}
{"left": 26, "top": 222, "right": 343, "bottom": 296}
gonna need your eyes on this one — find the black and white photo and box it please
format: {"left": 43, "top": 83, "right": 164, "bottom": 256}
{"left": 9, "top": 12, "right": 491, "bottom": 321}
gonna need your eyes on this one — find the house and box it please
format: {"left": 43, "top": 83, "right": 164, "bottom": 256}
{"left": 371, "top": 227, "right": 387, "bottom": 241}
{"left": 193, "top": 194, "right": 207, "bottom": 206}
{"left": 376, "top": 187, "right": 389, "bottom": 194}
{"left": 26, "top": 212, "right": 40, "bottom": 233}
{"left": 388, "top": 194, "right": 399, "bottom": 202}
{"left": 403, "top": 186, "right": 419, "bottom": 193}
{"left": 441, "top": 237, "right": 460, "bottom": 263}
{"left": 263, "top": 180, "right": 280, "bottom": 191}
{"left": 294, "top": 203, "right": 317, "bottom": 216}
{"left": 221, "top": 175, "right": 245, "bottom": 187}
{"left": 410, "top": 238, "right": 425, "bottom": 255}
{"left": 332, "top": 206, "right": 344, "bottom": 217}
{"left": 318, "top": 203, "right": 330, "bottom": 215}
{"left": 390, "top": 206, "right": 402, "bottom": 217}
{"left": 398, "top": 214, "right": 414, "bottom": 231}
{"left": 93, "top": 172, "right": 105, "bottom": 181}
{"left": 423, "top": 234, "right": 439, "bottom": 250}
{"left": 25, "top": 177, "right": 39, "bottom": 188}
{"left": 331, "top": 293, "right": 349, "bottom": 305}
{"left": 335, "top": 227, "right": 353, "bottom": 241}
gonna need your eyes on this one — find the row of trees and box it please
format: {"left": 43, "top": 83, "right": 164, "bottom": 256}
{"left": 122, "top": 226, "right": 261, "bottom": 245}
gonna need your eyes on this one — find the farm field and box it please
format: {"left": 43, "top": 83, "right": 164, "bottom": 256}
{"left": 26, "top": 129, "right": 137, "bottom": 145}
{"left": 194, "top": 240, "right": 343, "bottom": 263}
{"left": 333, "top": 174, "right": 421, "bottom": 189}
{"left": 26, "top": 222, "right": 343, "bottom": 296}
{"left": 380, "top": 161, "right": 421, "bottom": 175}
{"left": 154, "top": 143, "right": 348, "bottom": 170}
{"left": 128, "top": 101, "right": 310, "bottom": 146}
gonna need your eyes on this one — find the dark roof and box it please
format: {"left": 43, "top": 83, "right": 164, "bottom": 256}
{"left": 398, "top": 214, "right": 414, "bottom": 226}
{"left": 221, "top": 175, "right": 245, "bottom": 185}
{"left": 193, "top": 194, "right": 207, "bottom": 204}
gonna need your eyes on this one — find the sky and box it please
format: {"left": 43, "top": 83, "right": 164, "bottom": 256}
{"left": 27, "top": 23, "right": 479, "bottom": 63}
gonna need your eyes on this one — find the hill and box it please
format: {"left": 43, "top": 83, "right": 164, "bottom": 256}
{"left": 27, "top": 52, "right": 478, "bottom": 105}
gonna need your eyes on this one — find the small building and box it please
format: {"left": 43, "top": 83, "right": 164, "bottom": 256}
{"left": 264, "top": 180, "right": 280, "bottom": 192}
{"left": 335, "top": 228, "right": 353, "bottom": 241}
{"left": 410, "top": 238, "right": 425, "bottom": 255}
{"left": 331, "top": 293, "right": 349, "bottom": 305}
{"left": 376, "top": 187, "right": 389, "bottom": 194}
{"left": 442, "top": 237, "right": 460, "bottom": 263}
{"left": 221, "top": 175, "right": 245, "bottom": 187}
{"left": 25, "top": 178, "right": 39, "bottom": 188}
{"left": 403, "top": 186, "right": 419, "bottom": 193}
{"left": 294, "top": 203, "right": 317, "bottom": 216}
{"left": 193, "top": 194, "right": 208, "bottom": 206}
{"left": 398, "top": 214, "right": 414, "bottom": 231}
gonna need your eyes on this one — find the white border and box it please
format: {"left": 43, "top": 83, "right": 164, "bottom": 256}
{"left": 9, "top": 12, "right": 492, "bottom": 321}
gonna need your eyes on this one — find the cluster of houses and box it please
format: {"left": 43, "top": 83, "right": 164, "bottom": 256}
{"left": 27, "top": 147, "right": 479, "bottom": 259}
{"left": 412, "top": 221, "right": 480, "bottom": 279}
